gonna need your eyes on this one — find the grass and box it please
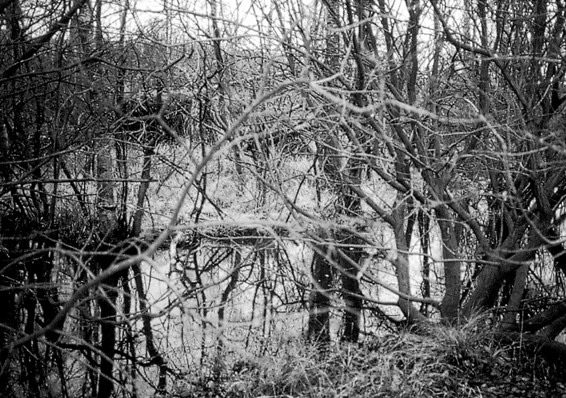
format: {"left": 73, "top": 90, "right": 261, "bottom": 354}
{"left": 170, "top": 314, "right": 562, "bottom": 398}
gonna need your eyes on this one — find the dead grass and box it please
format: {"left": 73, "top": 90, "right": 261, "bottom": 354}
{"left": 171, "top": 314, "right": 560, "bottom": 398}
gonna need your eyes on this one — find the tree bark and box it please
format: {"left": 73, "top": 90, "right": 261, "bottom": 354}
{"left": 308, "top": 240, "right": 334, "bottom": 344}
{"left": 435, "top": 207, "right": 461, "bottom": 322}
{"left": 501, "top": 263, "right": 529, "bottom": 327}
{"left": 463, "top": 227, "right": 544, "bottom": 317}
{"left": 0, "top": 254, "right": 17, "bottom": 398}
{"left": 97, "top": 277, "right": 117, "bottom": 398}
{"left": 337, "top": 233, "right": 363, "bottom": 342}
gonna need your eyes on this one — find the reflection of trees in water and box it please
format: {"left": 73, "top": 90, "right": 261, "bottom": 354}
{"left": 163, "top": 231, "right": 309, "bottom": 364}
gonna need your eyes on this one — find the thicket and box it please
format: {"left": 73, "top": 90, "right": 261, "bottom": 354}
{"left": 2, "top": 0, "right": 566, "bottom": 397}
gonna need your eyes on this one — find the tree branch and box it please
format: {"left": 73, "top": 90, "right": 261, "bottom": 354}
{"left": 0, "top": 0, "right": 90, "bottom": 81}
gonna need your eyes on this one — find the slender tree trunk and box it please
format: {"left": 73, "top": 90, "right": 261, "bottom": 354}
{"left": 308, "top": 240, "right": 334, "bottom": 344}
{"left": 22, "top": 271, "right": 40, "bottom": 397}
{"left": 95, "top": 140, "right": 119, "bottom": 398}
{"left": 436, "top": 207, "right": 462, "bottom": 322}
{"left": 122, "top": 269, "right": 139, "bottom": 398}
{"left": 418, "top": 210, "right": 431, "bottom": 316}
{"left": 97, "top": 277, "right": 117, "bottom": 398}
{"left": 319, "top": 0, "right": 366, "bottom": 343}
{"left": 0, "top": 260, "right": 17, "bottom": 398}
{"left": 501, "top": 263, "right": 529, "bottom": 328}
{"left": 338, "top": 233, "right": 363, "bottom": 342}
{"left": 132, "top": 139, "right": 155, "bottom": 237}
{"left": 0, "top": 4, "right": 23, "bottom": 392}
{"left": 208, "top": 0, "right": 243, "bottom": 175}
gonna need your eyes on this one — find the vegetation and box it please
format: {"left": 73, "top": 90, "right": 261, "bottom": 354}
{"left": 203, "top": 315, "right": 564, "bottom": 398}
{"left": 2, "top": 0, "right": 566, "bottom": 396}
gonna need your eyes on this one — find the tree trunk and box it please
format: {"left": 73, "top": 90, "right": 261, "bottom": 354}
{"left": 95, "top": 136, "right": 119, "bottom": 398}
{"left": 436, "top": 207, "right": 461, "bottom": 322}
{"left": 419, "top": 210, "right": 431, "bottom": 316}
{"left": 463, "top": 227, "right": 544, "bottom": 317}
{"left": 308, "top": 240, "right": 334, "bottom": 344}
{"left": 0, "top": 256, "right": 17, "bottom": 398}
{"left": 97, "top": 278, "right": 117, "bottom": 398}
{"left": 501, "top": 263, "right": 529, "bottom": 328}
{"left": 339, "top": 248, "right": 363, "bottom": 342}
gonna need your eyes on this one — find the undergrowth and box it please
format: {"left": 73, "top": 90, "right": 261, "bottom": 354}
{"left": 171, "top": 315, "right": 563, "bottom": 398}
